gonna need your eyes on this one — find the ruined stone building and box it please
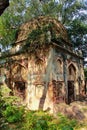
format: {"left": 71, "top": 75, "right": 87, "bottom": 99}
{"left": 0, "top": 16, "right": 85, "bottom": 112}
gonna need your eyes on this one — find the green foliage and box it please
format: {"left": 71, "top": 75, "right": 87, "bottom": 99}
{"left": 0, "top": 85, "right": 24, "bottom": 124}
{"left": 67, "top": 19, "right": 87, "bottom": 48}
{"left": 0, "top": 85, "right": 87, "bottom": 129}
{"left": 22, "top": 110, "right": 50, "bottom": 130}
{"left": 0, "top": 91, "right": 5, "bottom": 117}
{"left": 25, "top": 0, "right": 42, "bottom": 19}
{"left": 0, "top": 0, "right": 87, "bottom": 57}
{"left": 26, "top": 28, "right": 44, "bottom": 45}
{"left": 0, "top": 94, "right": 87, "bottom": 130}
{"left": 0, "top": 16, "right": 19, "bottom": 48}
{"left": 0, "top": 85, "right": 20, "bottom": 106}
{"left": 25, "top": 22, "right": 63, "bottom": 51}
{"left": 21, "top": 111, "right": 78, "bottom": 130}
{"left": 42, "top": 0, "right": 58, "bottom": 18}
{"left": 26, "top": 24, "right": 51, "bottom": 46}
{"left": 0, "top": 0, "right": 26, "bottom": 48}
{"left": 0, "top": 85, "right": 76, "bottom": 129}
{"left": 57, "top": 114, "right": 77, "bottom": 130}
{"left": 0, "top": 85, "right": 11, "bottom": 117}
{"left": 2, "top": 105, "right": 24, "bottom": 123}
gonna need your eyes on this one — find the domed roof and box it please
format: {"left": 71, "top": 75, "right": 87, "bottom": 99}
{"left": 16, "top": 16, "right": 69, "bottom": 45}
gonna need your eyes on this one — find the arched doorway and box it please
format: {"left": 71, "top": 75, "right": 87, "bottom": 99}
{"left": 11, "top": 63, "right": 27, "bottom": 101}
{"left": 68, "top": 63, "right": 76, "bottom": 104}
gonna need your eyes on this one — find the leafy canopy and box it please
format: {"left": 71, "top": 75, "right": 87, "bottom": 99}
{"left": 0, "top": 0, "right": 87, "bottom": 58}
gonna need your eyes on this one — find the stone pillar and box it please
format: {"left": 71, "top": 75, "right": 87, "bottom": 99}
{"left": 63, "top": 55, "right": 68, "bottom": 104}
{"left": 26, "top": 57, "right": 31, "bottom": 108}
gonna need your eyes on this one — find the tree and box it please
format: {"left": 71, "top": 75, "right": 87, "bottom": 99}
{"left": 0, "top": 0, "right": 27, "bottom": 49}
{"left": 0, "top": 0, "right": 87, "bottom": 59}
{"left": 0, "top": 0, "right": 9, "bottom": 15}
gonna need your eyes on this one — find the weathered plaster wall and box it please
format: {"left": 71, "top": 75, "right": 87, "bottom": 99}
{"left": 0, "top": 46, "right": 85, "bottom": 112}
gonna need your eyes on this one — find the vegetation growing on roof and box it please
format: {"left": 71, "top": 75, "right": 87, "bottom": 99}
{"left": 22, "top": 20, "right": 65, "bottom": 53}
{"left": 16, "top": 16, "right": 68, "bottom": 43}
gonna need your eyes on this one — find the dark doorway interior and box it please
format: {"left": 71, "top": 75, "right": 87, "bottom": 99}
{"left": 14, "top": 81, "right": 26, "bottom": 100}
{"left": 68, "top": 81, "right": 75, "bottom": 104}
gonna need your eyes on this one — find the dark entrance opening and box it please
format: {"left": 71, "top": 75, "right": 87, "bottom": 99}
{"left": 68, "top": 81, "right": 75, "bottom": 104}
{"left": 14, "top": 81, "right": 26, "bottom": 100}
{"left": 53, "top": 81, "right": 64, "bottom": 104}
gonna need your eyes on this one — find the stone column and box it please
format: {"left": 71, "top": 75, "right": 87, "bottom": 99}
{"left": 63, "top": 55, "right": 68, "bottom": 104}
{"left": 26, "top": 57, "right": 31, "bottom": 108}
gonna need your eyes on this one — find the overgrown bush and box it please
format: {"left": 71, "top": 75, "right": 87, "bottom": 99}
{"left": 57, "top": 114, "right": 77, "bottom": 130}
{"left": 21, "top": 111, "right": 78, "bottom": 130}
{"left": 0, "top": 89, "right": 6, "bottom": 117}
{"left": 2, "top": 105, "right": 24, "bottom": 123}
{"left": 0, "top": 85, "right": 87, "bottom": 130}
{"left": 22, "top": 110, "right": 50, "bottom": 130}
{"left": 0, "top": 84, "right": 24, "bottom": 130}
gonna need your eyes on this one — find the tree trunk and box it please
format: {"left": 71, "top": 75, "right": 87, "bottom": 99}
{"left": 0, "top": 0, "right": 9, "bottom": 15}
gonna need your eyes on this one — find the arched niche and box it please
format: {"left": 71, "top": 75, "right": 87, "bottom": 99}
{"left": 11, "top": 63, "right": 27, "bottom": 100}
{"left": 68, "top": 63, "right": 76, "bottom": 81}
{"left": 35, "top": 84, "right": 44, "bottom": 99}
{"left": 57, "top": 58, "right": 63, "bottom": 73}
{"left": 11, "top": 64, "right": 21, "bottom": 79}
{"left": 11, "top": 62, "right": 27, "bottom": 80}
{"left": 33, "top": 56, "right": 46, "bottom": 74}
{"left": 67, "top": 63, "right": 76, "bottom": 103}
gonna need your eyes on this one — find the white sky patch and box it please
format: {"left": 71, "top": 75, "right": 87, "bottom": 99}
{"left": 80, "top": 10, "right": 87, "bottom": 14}
{"left": 85, "top": 58, "right": 87, "bottom": 61}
